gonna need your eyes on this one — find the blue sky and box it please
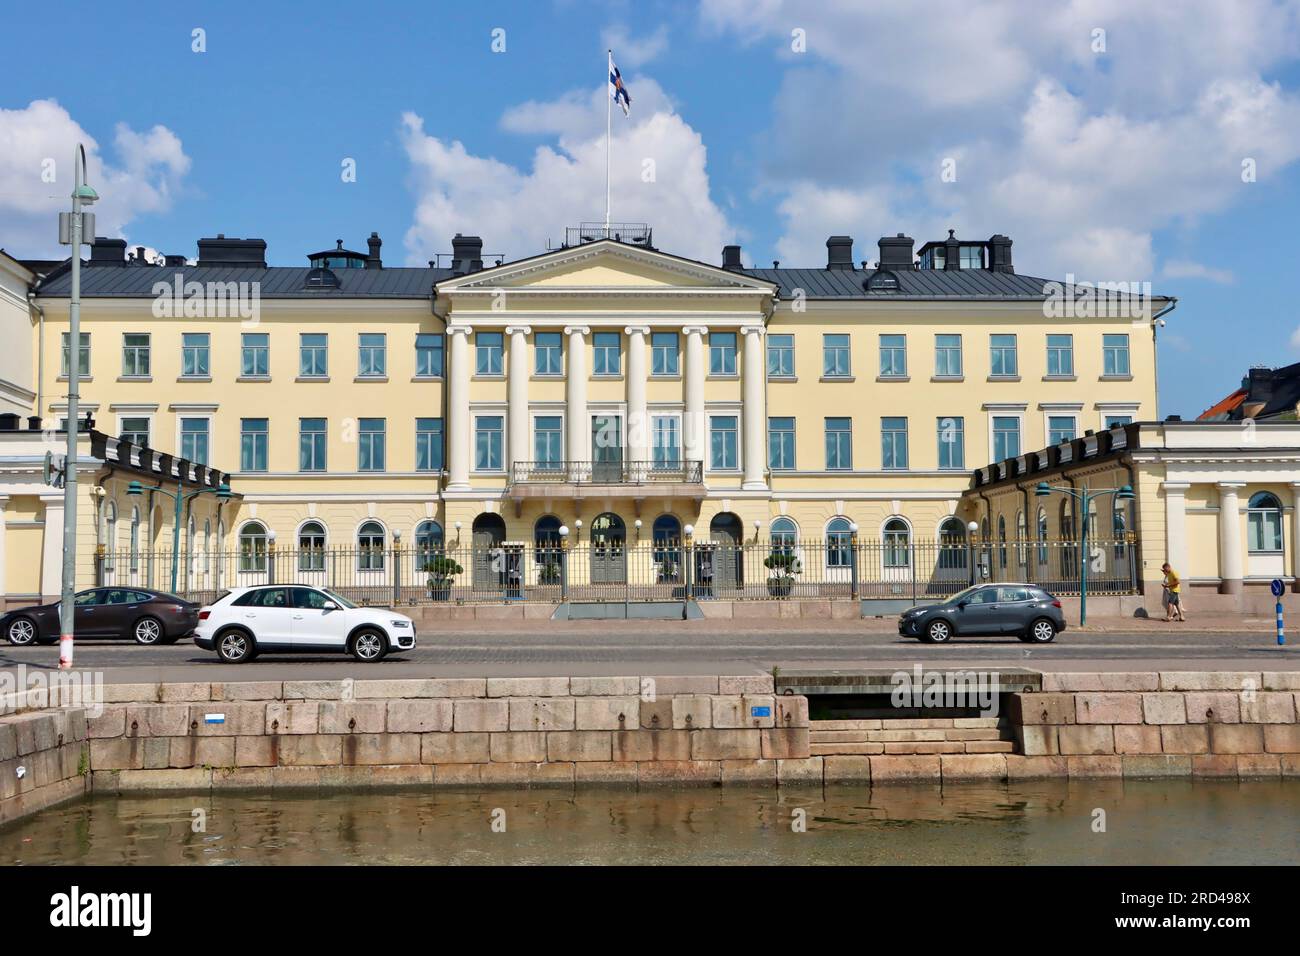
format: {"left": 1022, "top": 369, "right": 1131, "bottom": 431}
{"left": 3, "top": 0, "right": 1300, "bottom": 420}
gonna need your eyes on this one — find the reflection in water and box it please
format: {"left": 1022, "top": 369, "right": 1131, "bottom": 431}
{"left": 2, "top": 781, "right": 1297, "bottom": 865}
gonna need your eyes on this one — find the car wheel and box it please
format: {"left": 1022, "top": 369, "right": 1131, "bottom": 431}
{"left": 1027, "top": 617, "right": 1057, "bottom": 643}
{"left": 132, "top": 616, "right": 164, "bottom": 645}
{"left": 925, "top": 619, "right": 952, "bottom": 644}
{"left": 349, "top": 628, "right": 388, "bottom": 662}
{"left": 216, "top": 629, "right": 255, "bottom": 663}
{"left": 5, "top": 617, "right": 38, "bottom": 646}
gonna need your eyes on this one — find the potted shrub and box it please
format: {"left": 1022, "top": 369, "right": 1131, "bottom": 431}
{"left": 424, "top": 555, "right": 463, "bottom": 601}
{"left": 538, "top": 560, "right": 561, "bottom": 586}
{"left": 764, "top": 552, "right": 801, "bottom": 597}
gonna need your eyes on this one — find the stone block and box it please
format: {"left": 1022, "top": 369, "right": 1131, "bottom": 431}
{"left": 1262, "top": 672, "right": 1300, "bottom": 691}
{"left": 761, "top": 728, "right": 810, "bottom": 760}
{"left": 1057, "top": 725, "right": 1115, "bottom": 755}
{"left": 453, "top": 699, "right": 509, "bottom": 733}
{"left": 235, "top": 736, "right": 276, "bottom": 767}
{"left": 209, "top": 681, "right": 282, "bottom": 701}
{"left": 282, "top": 680, "right": 350, "bottom": 700}
{"left": 1042, "top": 672, "right": 1159, "bottom": 692}
{"left": 1065, "top": 755, "right": 1122, "bottom": 778}
{"left": 774, "top": 695, "right": 809, "bottom": 729}
{"left": 508, "top": 698, "right": 575, "bottom": 732}
{"left": 868, "top": 755, "right": 941, "bottom": 784}
{"left": 1075, "top": 693, "right": 1143, "bottom": 725}
{"left": 189, "top": 703, "right": 265, "bottom": 737}
{"left": 1191, "top": 754, "right": 1239, "bottom": 778}
{"left": 89, "top": 737, "right": 144, "bottom": 771}
{"left": 638, "top": 697, "right": 673, "bottom": 730}
{"left": 720, "top": 759, "right": 777, "bottom": 785}
{"left": 712, "top": 695, "right": 776, "bottom": 729}
{"left": 158, "top": 682, "right": 212, "bottom": 702}
{"left": 1011, "top": 693, "right": 1076, "bottom": 725}
{"left": 644, "top": 676, "right": 719, "bottom": 696}
{"left": 568, "top": 677, "right": 639, "bottom": 696}
{"left": 432, "top": 764, "right": 483, "bottom": 787}
{"left": 421, "top": 732, "right": 490, "bottom": 764}
{"left": 671, "top": 695, "right": 713, "bottom": 730}
{"left": 573, "top": 761, "right": 639, "bottom": 786}
{"left": 821, "top": 755, "right": 871, "bottom": 783}
{"left": 211, "top": 767, "right": 276, "bottom": 790}
{"left": 1264, "top": 724, "right": 1300, "bottom": 753}
{"left": 941, "top": 754, "right": 1008, "bottom": 781}
{"left": 1185, "top": 692, "right": 1240, "bottom": 724}
{"left": 142, "top": 737, "right": 171, "bottom": 770}
{"left": 1016, "top": 725, "right": 1059, "bottom": 756}
{"left": 1160, "top": 672, "right": 1261, "bottom": 692}
{"left": 1209, "top": 723, "right": 1265, "bottom": 754}
{"left": 690, "top": 729, "right": 762, "bottom": 761}
{"left": 85, "top": 708, "right": 126, "bottom": 739}
{"left": 1240, "top": 693, "right": 1296, "bottom": 724}
{"left": 101, "top": 683, "right": 162, "bottom": 704}
{"left": 1141, "top": 693, "right": 1186, "bottom": 725}
{"left": 1281, "top": 754, "right": 1300, "bottom": 778}
{"left": 884, "top": 742, "right": 964, "bottom": 755}
{"left": 1122, "top": 755, "right": 1192, "bottom": 778}
{"left": 0, "top": 723, "right": 21, "bottom": 762}
{"left": 386, "top": 699, "right": 453, "bottom": 733}
{"left": 1113, "top": 725, "right": 1162, "bottom": 754}
{"left": 478, "top": 761, "right": 574, "bottom": 787}
{"left": 276, "top": 735, "right": 344, "bottom": 766}
{"left": 719, "top": 675, "right": 775, "bottom": 695}
{"left": 1160, "top": 724, "right": 1210, "bottom": 754}
{"left": 546, "top": 731, "right": 613, "bottom": 762}
{"left": 810, "top": 742, "right": 884, "bottom": 756}
{"left": 636, "top": 760, "right": 721, "bottom": 786}
{"left": 486, "top": 677, "right": 570, "bottom": 698}
{"left": 573, "top": 697, "right": 638, "bottom": 731}
{"left": 613, "top": 729, "right": 691, "bottom": 762}
{"left": 124, "top": 704, "right": 191, "bottom": 738}
{"left": 490, "top": 731, "right": 547, "bottom": 763}
{"left": 319, "top": 701, "right": 386, "bottom": 735}
{"left": 1005, "top": 755, "right": 1068, "bottom": 780}
{"left": 265, "top": 700, "right": 320, "bottom": 735}
{"left": 1236, "top": 754, "right": 1281, "bottom": 778}
{"left": 353, "top": 679, "right": 455, "bottom": 698}
{"left": 777, "top": 757, "right": 824, "bottom": 785}
{"left": 113, "top": 768, "right": 212, "bottom": 791}
{"left": 343, "top": 733, "right": 421, "bottom": 766}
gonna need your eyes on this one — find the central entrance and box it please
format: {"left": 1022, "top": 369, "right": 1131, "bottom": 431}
{"left": 590, "top": 512, "right": 627, "bottom": 583}
{"left": 592, "top": 415, "right": 623, "bottom": 483}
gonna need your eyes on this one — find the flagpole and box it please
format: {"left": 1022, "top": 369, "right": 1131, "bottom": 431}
{"left": 605, "top": 49, "right": 612, "bottom": 235}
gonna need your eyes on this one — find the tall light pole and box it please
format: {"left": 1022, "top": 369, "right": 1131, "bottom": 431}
{"left": 56, "top": 145, "right": 98, "bottom": 670}
{"left": 1035, "top": 481, "right": 1135, "bottom": 627}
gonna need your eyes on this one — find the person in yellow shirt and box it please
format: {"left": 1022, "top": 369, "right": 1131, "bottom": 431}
{"left": 1161, "top": 563, "right": 1185, "bottom": 622}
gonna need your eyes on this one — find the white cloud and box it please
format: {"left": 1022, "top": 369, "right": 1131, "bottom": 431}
{"left": 1162, "top": 259, "right": 1236, "bottom": 284}
{"left": 602, "top": 25, "right": 670, "bottom": 68}
{"left": 0, "top": 99, "right": 190, "bottom": 257}
{"left": 400, "top": 77, "right": 734, "bottom": 266}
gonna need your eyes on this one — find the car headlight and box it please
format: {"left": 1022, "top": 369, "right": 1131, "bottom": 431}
{"left": 390, "top": 620, "right": 411, "bottom": 628}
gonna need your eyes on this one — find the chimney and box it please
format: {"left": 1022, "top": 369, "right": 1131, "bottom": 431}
{"left": 877, "top": 233, "right": 914, "bottom": 271}
{"left": 164, "top": 254, "right": 187, "bottom": 267}
{"left": 826, "top": 235, "right": 854, "bottom": 270}
{"left": 88, "top": 237, "right": 127, "bottom": 266}
{"left": 366, "top": 232, "right": 383, "bottom": 269}
{"left": 721, "top": 245, "right": 743, "bottom": 271}
{"left": 943, "top": 229, "right": 960, "bottom": 270}
{"left": 451, "top": 234, "right": 484, "bottom": 274}
{"left": 988, "top": 234, "right": 1014, "bottom": 273}
{"left": 196, "top": 236, "right": 268, "bottom": 268}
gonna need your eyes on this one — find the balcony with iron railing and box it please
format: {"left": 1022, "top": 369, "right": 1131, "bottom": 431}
{"left": 507, "top": 459, "right": 704, "bottom": 499}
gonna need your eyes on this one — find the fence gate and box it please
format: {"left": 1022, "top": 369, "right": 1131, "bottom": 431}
{"left": 590, "top": 513, "right": 626, "bottom": 584}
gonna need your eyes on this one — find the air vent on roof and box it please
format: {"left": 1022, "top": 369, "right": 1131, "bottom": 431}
{"left": 303, "top": 267, "right": 340, "bottom": 290}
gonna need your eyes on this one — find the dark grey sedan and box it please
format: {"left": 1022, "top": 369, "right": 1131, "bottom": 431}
{"left": 898, "top": 583, "right": 1066, "bottom": 644}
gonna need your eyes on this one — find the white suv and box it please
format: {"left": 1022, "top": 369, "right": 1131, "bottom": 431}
{"left": 194, "top": 585, "right": 416, "bottom": 663}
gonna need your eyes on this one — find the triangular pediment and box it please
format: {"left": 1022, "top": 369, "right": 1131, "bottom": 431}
{"left": 436, "top": 239, "right": 775, "bottom": 294}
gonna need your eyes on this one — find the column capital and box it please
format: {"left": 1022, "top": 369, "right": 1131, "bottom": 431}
{"left": 1162, "top": 481, "right": 1190, "bottom": 493}
{"left": 682, "top": 325, "right": 709, "bottom": 337}
{"left": 623, "top": 325, "right": 651, "bottom": 337}
{"left": 1216, "top": 481, "right": 1247, "bottom": 491}
{"left": 563, "top": 325, "right": 590, "bottom": 337}
{"left": 504, "top": 325, "right": 532, "bottom": 336}
{"left": 740, "top": 324, "right": 766, "bottom": 338}
{"left": 446, "top": 325, "right": 474, "bottom": 338}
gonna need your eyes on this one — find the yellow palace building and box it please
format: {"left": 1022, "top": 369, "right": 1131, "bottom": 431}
{"left": 1, "top": 224, "right": 1167, "bottom": 609}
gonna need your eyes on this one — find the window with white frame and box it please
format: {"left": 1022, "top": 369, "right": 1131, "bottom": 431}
{"left": 881, "top": 417, "right": 908, "bottom": 470}
{"left": 1248, "top": 492, "right": 1283, "bottom": 553}
{"left": 1103, "top": 334, "right": 1130, "bottom": 376}
{"left": 181, "top": 333, "right": 210, "bottom": 377}
{"left": 122, "top": 333, "right": 151, "bottom": 377}
{"left": 767, "top": 334, "right": 794, "bottom": 377}
{"left": 826, "top": 517, "right": 853, "bottom": 568}
{"left": 1048, "top": 415, "right": 1076, "bottom": 445}
{"left": 298, "top": 521, "right": 326, "bottom": 571}
{"left": 651, "top": 332, "right": 679, "bottom": 376}
{"left": 879, "top": 334, "right": 906, "bottom": 377}
{"left": 357, "top": 521, "right": 385, "bottom": 570}
{"left": 593, "top": 332, "right": 621, "bottom": 375}
{"left": 709, "top": 415, "right": 738, "bottom": 470}
{"left": 935, "top": 334, "right": 962, "bottom": 376}
{"left": 300, "top": 418, "right": 327, "bottom": 471}
{"left": 535, "top": 332, "right": 563, "bottom": 375}
{"left": 61, "top": 332, "right": 90, "bottom": 378}
{"left": 238, "top": 521, "right": 268, "bottom": 572}
{"left": 415, "top": 333, "right": 444, "bottom": 377}
{"left": 883, "top": 518, "right": 910, "bottom": 567}
{"left": 358, "top": 333, "right": 386, "bottom": 377}
{"left": 476, "top": 332, "right": 503, "bottom": 376}
{"left": 825, "top": 417, "right": 852, "bottom": 470}
{"left": 937, "top": 416, "right": 964, "bottom": 470}
{"left": 709, "top": 332, "right": 737, "bottom": 375}
{"left": 992, "top": 416, "right": 1020, "bottom": 461}
{"left": 1046, "top": 334, "right": 1073, "bottom": 376}
{"left": 358, "top": 418, "right": 386, "bottom": 472}
{"left": 180, "top": 418, "right": 210, "bottom": 464}
{"left": 651, "top": 415, "right": 680, "bottom": 466}
{"left": 475, "top": 415, "right": 504, "bottom": 471}
{"left": 118, "top": 416, "right": 150, "bottom": 447}
{"left": 241, "top": 333, "right": 269, "bottom": 377}
{"left": 822, "top": 334, "right": 851, "bottom": 377}
{"left": 989, "top": 334, "right": 1017, "bottom": 376}
{"left": 768, "top": 417, "right": 795, "bottom": 470}
{"left": 300, "top": 333, "right": 328, "bottom": 376}
{"left": 534, "top": 416, "right": 563, "bottom": 469}
{"left": 240, "top": 418, "right": 268, "bottom": 471}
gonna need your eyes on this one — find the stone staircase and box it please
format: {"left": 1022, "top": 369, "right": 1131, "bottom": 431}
{"left": 810, "top": 716, "right": 1017, "bottom": 756}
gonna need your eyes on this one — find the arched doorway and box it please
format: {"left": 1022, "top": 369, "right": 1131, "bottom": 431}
{"left": 590, "top": 512, "right": 626, "bottom": 584}
{"left": 710, "top": 512, "right": 744, "bottom": 591}
{"left": 472, "top": 513, "right": 507, "bottom": 590}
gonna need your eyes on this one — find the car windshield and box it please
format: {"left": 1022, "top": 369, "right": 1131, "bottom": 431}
{"left": 320, "top": 588, "right": 358, "bottom": 609}
{"left": 943, "top": 585, "right": 984, "bottom": 605}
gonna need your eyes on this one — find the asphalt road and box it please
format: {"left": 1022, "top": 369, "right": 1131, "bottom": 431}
{"left": 1, "top": 628, "right": 1295, "bottom": 682}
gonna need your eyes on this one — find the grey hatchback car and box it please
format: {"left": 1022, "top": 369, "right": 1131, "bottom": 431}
{"left": 898, "top": 583, "right": 1065, "bottom": 644}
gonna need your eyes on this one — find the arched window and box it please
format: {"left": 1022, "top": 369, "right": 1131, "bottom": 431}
{"left": 1060, "top": 500, "right": 1077, "bottom": 578}
{"left": 1112, "top": 500, "right": 1129, "bottom": 560}
{"left": 826, "top": 517, "right": 853, "bottom": 568}
{"left": 239, "top": 521, "right": 268, "bottom": 572}
{"left": 1016, "top": 510, "right": 1028, "bottom": 567}
{"left": 533, "top": 516, "right": 561, "bottom": 562}
{"left": 980, "top": 516, "right": 990, "bottom": 543}
{"left": 883, "top": 518, "right": 910, "bottom": 568}
{"left": 299, "top": 521, "right": 326, "bottom": 571}
{"left": 358, "top": 521, "right": 385, "bottom": 570}
{"left": 130, "top": 506, "right": 140, "bottom": 573}
{"left": 416, "top": 520, "right": 445, "bottom": 569}
{"left": 105, "top": 502, "right": 117, "bottom": 573}
{"left": 653, "top": 515, "right": 683, "bottom": 559}
{"left": 938, "top": 517, "right": 967, "bottom": 570}
{"left": 997, "top": 515, "right": 1007, "bottom": 570}
{"left": 1036, "top": 507, "right": 1048, "bottom": 564}
{"left": 770, "top": 516, "right": 797, "bottom": 555}
{"left": 204, "top": 519, "right": 213, "bottom": 579}
{"left": 1248, "top": 492, "right": 1283, "bottom": 553}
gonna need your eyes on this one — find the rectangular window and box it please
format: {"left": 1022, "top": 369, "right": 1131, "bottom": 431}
{"left": 879, "top": 334, "right": 906, "bottom": 377}
{"left": 990, "top": 334, "right": 1018, "bottom": 376}
{"left": 534, "top": 416, "right": 563, "bottom": 469}
{"left": 240, "top": 332, "right": 269, "bottom": 377}
{"left": 651, "top": 332, "right": 679, "bottom": 376}
{"left": 181, "top": 333, "right": 210, "bottom": 377}
{"left": 709, "top": 332, "right": 737, "bottom": 375}
{"left": 823, "top": 333, "right": 851, "bottom": 377}
{"left": 415, "top": 333, "right": 444, "bottom": 377}
{"left": 180, "top": 418, "right": 209, "bottom": 464}
{"left": 593, "top": 331, "right": 622, "bottom": 375}
{"left": 1048, "top": 415, "right": 1076, "bottom": 445}
{"left": 709, "top": 415, "right": 738, "bottom": 470}
{"left": 358, "top": 333, "right": 386, "bottom": 377}
{"left": 937, "top": 416, "right": 965, "bottom": 470}
{"left": 122, "top": 333, "right": 150, "bottom": 377}
{"left": 299, "top": 418, "right": 327, "bottom": 472}
{"left": 476, "top": 332, "right": 503, "bottom": 376}
{"left": 651, "top": 416, "right": 680, "bottom": 466}
{"left": 767, "top": 334, "right": 794, "bottom": 377}
{"left": 935, "top": 334, "right": 963, "bottom": 376}
{"left": 240, "top": 418, "right": 268, "bottom": 472}
{"left": 959, "top": 245, "right": 983, "bottom": 269}
{"left": 881, "top": 417, "right": 909, "bottom": 470}
{"left": 992, "top": 416, "right": 1021, "bottom": 461}
{"left": 1104, "top": 414, "right": 1132, "bottom": 428}
{"left": 535, "top": 332, "right": 563, "bottom": 376}
{"left": 768, "top": 417, "right": 796, "bottom": 470}
{"left": 825, "top": 417, "right": 852, "bottom": 470}
{"left": 358, "top": 418, "right": 386, "bottom": 472}
{"left": 300, "top": 333, "right": 328, "bottom": 376}
{"left": 475, "top": 415, "right": 504, "bottom": 471}
{"left": 118, "top": 417, "right": 150, "bottom": 446}
{"left": 1046, "top": 334, "right": 1074, "bottom": 376}
{"left": 416, "top": 418, "right": 444, "bottom": 472}
{"left": 1103, "top": 334, "right": 1130, "bottom": 376}
{"left": 61, "top": 332, "right": 90, "bottom": 378}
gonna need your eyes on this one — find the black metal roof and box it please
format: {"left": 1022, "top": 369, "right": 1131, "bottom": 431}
{"left": 36, "top": 263, "right": 451, "bottom": 298}
{"left": 739, "top": 266, "right": 1110, "bottom": 300}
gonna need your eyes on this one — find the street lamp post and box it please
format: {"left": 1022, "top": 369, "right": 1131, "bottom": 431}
{"left": 1035, "top": 481, "right": 1135, "bottom": 627}
{"left": 127, "top": 479, "right": 232, "bottom": 593}
{"left": 55, "top": 145, "right": 98, "bottom": 670}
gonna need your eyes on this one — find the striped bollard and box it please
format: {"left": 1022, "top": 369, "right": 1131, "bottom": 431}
{"left": 1272, "top": 579, "right": 1286, "bottom": 646}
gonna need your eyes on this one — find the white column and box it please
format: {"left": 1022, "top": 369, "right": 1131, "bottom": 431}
{"left": 565, "top": 326, "right": 590, "bottom": 480}
{"left": 506, "top": 326, "right": 531, "bottom": 476}
{"left": 683, "top": 326, "right": 708, "bottom": 468}
{"left": 0, "top": 497, "right": 8, "bottom": 606}
{"left": 741, "top": 324, "right": 767, "bottom": 491}
{"left": 1217, "top": 481, "right": 1245, "bottom": 593}
{"left": 625, "top": 326, "right": 649, "bottom": 476}
{"left": 39, "top": 494, "right": 65, "bottom": 601}
{"left": 1163, "top": 481, "right": 1189, "bottom": 582}
{"left": 1291, "top": 482, "right": 1300, "bottom": 585}
{"left": 446, "top": 326, "right": 473, "bottom": 492}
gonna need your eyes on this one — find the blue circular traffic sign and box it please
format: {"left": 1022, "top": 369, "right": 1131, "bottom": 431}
{"left": 1271, "top": 579, "right": 1285, "bottom": 598}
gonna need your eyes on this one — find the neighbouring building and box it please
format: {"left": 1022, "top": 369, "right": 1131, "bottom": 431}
{"left": 1199, "top": 361, "right": 1300, "bottom": 422}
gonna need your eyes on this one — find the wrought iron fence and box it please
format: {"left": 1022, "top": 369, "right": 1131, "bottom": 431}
{"left": 97, "top": 534, "right": 1139, "bottom": 606}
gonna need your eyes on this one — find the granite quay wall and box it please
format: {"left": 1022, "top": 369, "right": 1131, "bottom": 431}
{"left": 0, "top": 703, "right": 90, "bottom": 826}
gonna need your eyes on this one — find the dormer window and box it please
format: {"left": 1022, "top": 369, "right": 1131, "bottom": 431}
{"left": 307, "top": 239, "right": 367, "bottom": 270}
{"left": 865, "top": 270, "right": 900, "bottom": 292}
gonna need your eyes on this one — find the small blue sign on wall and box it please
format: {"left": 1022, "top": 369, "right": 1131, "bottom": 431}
{"left": 751, "top": 706, "right": 772, "bottom": 718}
{"left": 1272, "top": 579, "right": 1285, "bottom": 598}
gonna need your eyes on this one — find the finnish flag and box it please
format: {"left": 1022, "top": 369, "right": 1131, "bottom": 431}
{"left": 609, "top": 55, "right": 631, "bottom": 116}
